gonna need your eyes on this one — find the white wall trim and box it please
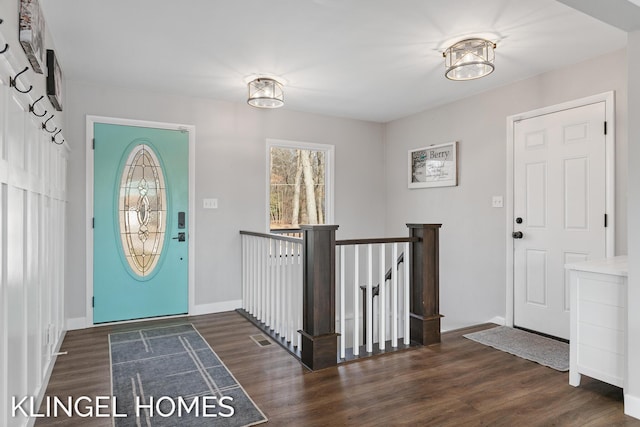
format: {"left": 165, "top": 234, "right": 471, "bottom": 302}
{"left": 505, "top": 91, "right": 616, "bottom": 328}
{"left": 625, "top": 393, "right": 640, "bottom": 420}
{"left": 265, "top": 138, "right": 335, "bottom": 232}
{"left": 488, "top": 316, "right": 506, "bottom": 326}
{"left": 85, "top": 115, "right": 196, "bottom": 327}
{"left": 191, "top": 300, "right": 243, "bottom": 316}
{"left": 69, "top": 300, "right": 242, "bottom": 331}
{"left": 66, "top": 317, "right": 88, "bottom": 331}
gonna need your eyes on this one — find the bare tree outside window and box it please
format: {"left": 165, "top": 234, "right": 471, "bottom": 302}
{"left": 270, "top": 147, "right": 326, "bottom": 230}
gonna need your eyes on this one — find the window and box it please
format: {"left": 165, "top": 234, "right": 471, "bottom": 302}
{"left": 267, "top": 140, "right": 334, "bottom": 232}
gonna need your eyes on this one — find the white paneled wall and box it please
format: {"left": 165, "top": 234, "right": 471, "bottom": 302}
{"left": 0, "top": 45, "right": 68, "bottom": 426}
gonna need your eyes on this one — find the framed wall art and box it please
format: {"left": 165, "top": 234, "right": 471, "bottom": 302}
{"left": 19, "top": 0, "right": 46, "bottom": 73}
{"left": 46, "top": 49, "right": 63, "bottom": 111}
{"left": 408, "top": 141, "right": 458, "bottom": 189}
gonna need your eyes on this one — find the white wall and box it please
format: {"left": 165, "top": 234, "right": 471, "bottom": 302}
{"left": 0, "top": 3, "right": 67, "bottom": 426}
{"left": 384, "top": 49, "right": 628, "bottom": 331}
{"left": 625, "top": 30, "right": 640, "bottom": 418}
{"left": 64, "top": 81, "right": 385, "bottom": 321}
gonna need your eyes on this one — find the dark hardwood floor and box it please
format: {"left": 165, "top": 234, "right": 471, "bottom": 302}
{"left": 35, "top": 311, "right": 639, "bottom": 426}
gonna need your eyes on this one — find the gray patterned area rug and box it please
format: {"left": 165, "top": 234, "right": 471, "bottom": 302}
{"left": 109, "top": 324, "right": 267, "bottom": 426}
{"left": 463, "top": 326, "right": 569, "bottom": 371}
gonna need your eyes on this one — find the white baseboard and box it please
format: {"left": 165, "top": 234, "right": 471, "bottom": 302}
{"left": 488, "top": 316, "right": 506, "bottom": 326}
{"left": 191, "top": 299, "right": 242, "bottom": 316}
{"left": 66, "top": 317, "right": 89, "bottom": 331}
{"left": 65, "top": 301, "right": 242, "bottom": 331}
{"left": 625, "top": 393, "right": 640, "bottom": 420}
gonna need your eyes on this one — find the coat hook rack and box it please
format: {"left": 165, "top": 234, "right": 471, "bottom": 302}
{"left": 0, "top": 19, "right": 7, "bottom": 54}
{"left": 10, "top": 66, "right": 33, "bottom": 94}
{"left": 29, "top": 95, "right": 47, "bottom": 117}
{"left": 42, "top": 115, "right": 57, "bottom": 133}
{"left": 51, "top": 129, "right": 64, "bottom": 145}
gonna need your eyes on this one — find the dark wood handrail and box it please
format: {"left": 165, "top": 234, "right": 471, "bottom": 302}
{"left": 240, "top": 230, "right": 303, "bottom": 244}
{"left": 336, "top": 236, "right": 421, "bottom": 246}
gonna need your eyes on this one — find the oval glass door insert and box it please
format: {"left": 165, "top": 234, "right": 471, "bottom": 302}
{"left": 119, "top": 143, "right": 166, "bottom": 277}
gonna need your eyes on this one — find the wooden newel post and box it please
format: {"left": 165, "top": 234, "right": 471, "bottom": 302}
{"left": 299, "top": 224, "right": 339, "bottom": 370}
{"left": 407, "top": 223, "right": 443, "bottom": 345}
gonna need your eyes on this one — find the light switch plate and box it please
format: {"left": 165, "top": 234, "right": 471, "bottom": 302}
{"left": 492, "top": 196, "right": 503, "bottom": 208}
{"left": 203, "top": 198, "right": 218, "bottom": 209}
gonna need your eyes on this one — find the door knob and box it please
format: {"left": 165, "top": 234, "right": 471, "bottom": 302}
{"left": 172, "top": 232, "right": 186, "bottom": 242}
{"left": 512, "top": 231, "right": 523, "bottom": 239}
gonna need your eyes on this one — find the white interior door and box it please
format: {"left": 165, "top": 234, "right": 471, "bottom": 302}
{"left": 513, "top": 102, "right": 607, "bottom": 340}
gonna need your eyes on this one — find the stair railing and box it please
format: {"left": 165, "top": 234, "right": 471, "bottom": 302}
{"left": 240, "top": 230, "right": 303, "bottom": 351}
{"left": 239, "top": 223, "right": 442, "bottom": 370}
{"left": 336, "top": 239, "right": 414, "bottom": 358}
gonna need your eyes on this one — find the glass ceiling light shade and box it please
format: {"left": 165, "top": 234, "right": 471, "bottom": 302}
{"left": 443, "top": 38, "right": 496, "bottom": 81}
{"left": 247, "top": 78, "right": 284, "bottom": 108}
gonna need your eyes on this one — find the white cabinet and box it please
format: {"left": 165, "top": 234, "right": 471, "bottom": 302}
{"left": 566, "top": 256, "right": 627, "bottom": 389}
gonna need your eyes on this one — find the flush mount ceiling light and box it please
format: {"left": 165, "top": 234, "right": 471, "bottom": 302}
{"left": 443, "top": 38, "right": 496, "bottom": 81}
{"left": 247, "top": 77, "right": 284, "bottom": 108}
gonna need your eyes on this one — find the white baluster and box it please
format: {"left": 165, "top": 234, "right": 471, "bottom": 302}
{"left": 253, "top": 236, "right": 258, "bottom": 317}
{"left": 296, "top": 242, "right": 303, "bottom": 350}
{"left": 278, "top": 240, "right": 282, "bottom": 335}
{"left": 339, "top": 246, "right": 345, "bottom": 359}
{"left": 293, "top": 241, "right": 298, "bottom": 344}
{"left": 247, "top": 235, "right": 251, "bottom": 312}
{"left": 404, "top": 242, "right": 410, "bottom": 345}
{"left": 241, "top": 235, "right": 247, "bottom": 310}
{"left": 379, "top": 243, "right": 386, "bottom": 350}
{"left": 284, "top": 241, "right": 290, "bottom": 342}
{"left": 353, "top": 245, "right": 360, "bottom": 356}
{"left": 256, "top": 237, "right": 261, "bottom": 321}
{"left": 248, "top": 236, "right": 254, "bottom": 316}
{"left": 257, "top": 237, "right": 262, "bottom": 322}
{"left": 271, "top": 239, "right": 275, "bottom": 331}
{"left": 392, "top": 243, "right": 398, "bottom": 348}
{"left": 261, "top": 237, "right": 267, "bottom": 323}
{"left": 246, "top": 235, "right": 250, "bottom": 312}
{"left": 366, "top": 244, "right": 373, "bottom": 353}
{"left": 264, "top": 239, "right": 269, "bottom": 325}
{"left": 278, "top": 240, "right": 285, "bottom": 337}
{"left": 274, "top": 239, "right": 279, "bottom": 334}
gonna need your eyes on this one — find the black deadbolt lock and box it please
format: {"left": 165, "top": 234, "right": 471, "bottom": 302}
{"left": 515, "top": 217, "right": 523, "bottom": 224}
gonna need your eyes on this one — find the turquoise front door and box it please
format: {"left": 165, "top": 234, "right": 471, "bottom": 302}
{"left": 93, "top": 123, "right": 189, "bottom": 323}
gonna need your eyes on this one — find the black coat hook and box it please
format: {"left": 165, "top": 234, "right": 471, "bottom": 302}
{"left": 51, "top": 129, "right": 64, "bottom": 145}
{"left": 29, "top": 95, "right": 47, "bottom": 117}
{"left": 42, "top": 115, "right": 57, "bottom": 133}
{"left": 0, "top": 19, "right": 7, "bottom": 54}
{"left": 10, "top": 66, "right": 32, "bottom": 94}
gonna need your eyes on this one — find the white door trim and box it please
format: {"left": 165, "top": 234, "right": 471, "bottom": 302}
{"left": 265, "top": 138, "right": 335, "bottom": 232}
{"left": 85, "top": 115, "right": 196, "bottom": 328}
{"left": 505, "top": 92, "right": 615, "bottom": 328}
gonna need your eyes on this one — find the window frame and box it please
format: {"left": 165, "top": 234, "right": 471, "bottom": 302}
{"left": 265, "top": 139, "right": 335, "bottom": 233}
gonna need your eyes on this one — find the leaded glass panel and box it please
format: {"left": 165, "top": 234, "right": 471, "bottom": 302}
{"left": 118, "top": 144, "right": 166, "bottom": 276}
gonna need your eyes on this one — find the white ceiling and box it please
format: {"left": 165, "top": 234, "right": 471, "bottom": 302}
{"left": 39, "top": 0, "right": 631, "bottom": 123}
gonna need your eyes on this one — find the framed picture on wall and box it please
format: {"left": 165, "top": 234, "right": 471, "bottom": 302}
{"left": 19, "top": 0, "right": 46, "bottom": 73}
{"left": 408, "top": 141, "right": 458, "bottom": 188}
{"left": 46, "top": 49, "right": 63, "bottom": 111}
